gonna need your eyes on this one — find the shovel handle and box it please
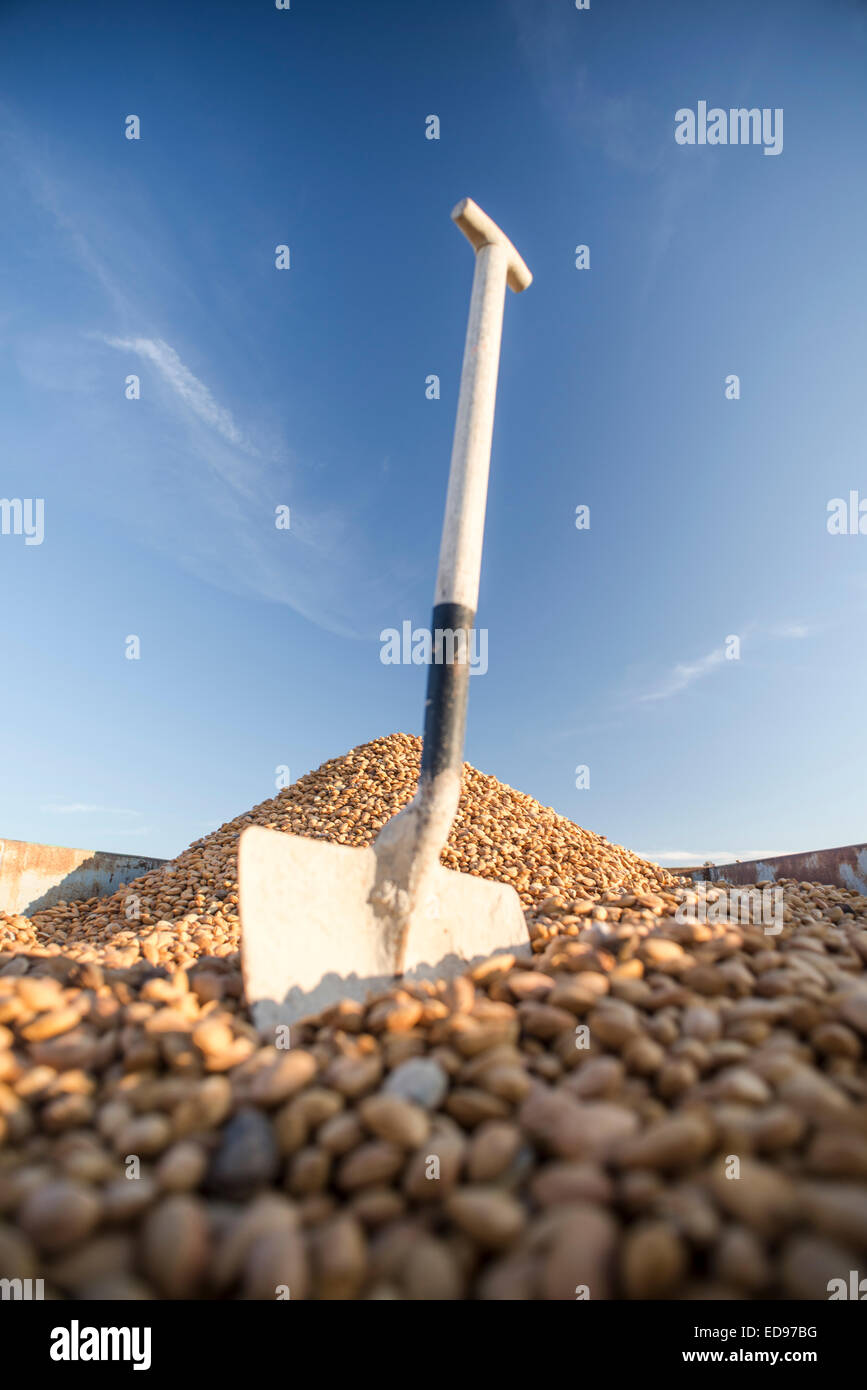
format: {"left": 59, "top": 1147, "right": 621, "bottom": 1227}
{"left": 420, "top": 200, "right": 531, "bottom": 789}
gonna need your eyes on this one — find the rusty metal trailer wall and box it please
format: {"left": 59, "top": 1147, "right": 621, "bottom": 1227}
{"left": 4, "top": 837, "right": 866, "bottom": 919}
{"left": 674, "top": 843, "right": 867, "bottom": 895}
{"left": 0, "top": 839, "right": 167, "bottom": 917}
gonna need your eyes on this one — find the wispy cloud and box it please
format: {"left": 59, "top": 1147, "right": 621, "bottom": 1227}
{"left": 40, "top": 803, "right": 140, "bottom": 816}
{"left": 636, "top": 645, "right": 728, "bottom": 703}
{"left": 634, "top": 623, "right": 810, "bottom": 704}
{"left": 103, "top": 336, "right": 252, "bottom": 453}
{"left": 769, "top": 622, "right": 809, "bottom": 640}
{"left": 507, "top": 2, "right": 667, "bottom": 175}
{"left": 0, "top": 130, "right": 413, "bottom": 641}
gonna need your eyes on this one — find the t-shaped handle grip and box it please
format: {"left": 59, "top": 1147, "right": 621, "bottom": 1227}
{"left": 451, "top": 197, "right": 533, "bottom": 293}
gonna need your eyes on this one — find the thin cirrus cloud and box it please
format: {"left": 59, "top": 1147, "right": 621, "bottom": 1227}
{"left": 6, "top": 134, "right": 497, "bottom": 643}
{"left": 635, "top": 645, "right": 728, "bottom": 703}
{"left": 6, "top": 144, "right": 392, "bottom": 638}
{"left": 102, "top": 336, "right": 252, "bottom": 454}
{"left": 96, "top": 328, "right": 399, "bottom": 639}
{"left": 769, "top": 622, "right": 809, "bottom": 639}
{"left": 634, "top": 624, "right": 810, "bottom": 704}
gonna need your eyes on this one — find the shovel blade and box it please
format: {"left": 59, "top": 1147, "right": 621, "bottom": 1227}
{"left": 238, "top": 825, "right": 530, "bottom": 1031}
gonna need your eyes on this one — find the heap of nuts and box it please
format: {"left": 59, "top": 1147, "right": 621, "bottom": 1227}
{"left": 0, "top": 733, "right": 865, "bottom": 1299}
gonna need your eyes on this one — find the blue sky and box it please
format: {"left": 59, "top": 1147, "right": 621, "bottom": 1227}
{"left": 1, "top": 0, "right": 866, "bottom": 865}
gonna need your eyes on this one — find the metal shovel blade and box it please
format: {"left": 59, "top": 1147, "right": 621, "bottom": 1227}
{"left": 238, "top": 825, "right": 530, "bottom": 1031}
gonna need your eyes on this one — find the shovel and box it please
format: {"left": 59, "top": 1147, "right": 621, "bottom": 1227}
{"left": 240, "top": 198, "right": 533, "bottom": 1031}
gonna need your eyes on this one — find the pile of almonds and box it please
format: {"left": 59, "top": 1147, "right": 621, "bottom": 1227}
{"left": 1, "top": 733, "right": 866, "bottom": 1299}
{"left": 1, "top": 733, "right": 679, "bottom": 967}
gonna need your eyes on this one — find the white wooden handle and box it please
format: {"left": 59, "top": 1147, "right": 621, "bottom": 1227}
{"left": 434, "top": 201, "right": 532, "bottom": 611}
